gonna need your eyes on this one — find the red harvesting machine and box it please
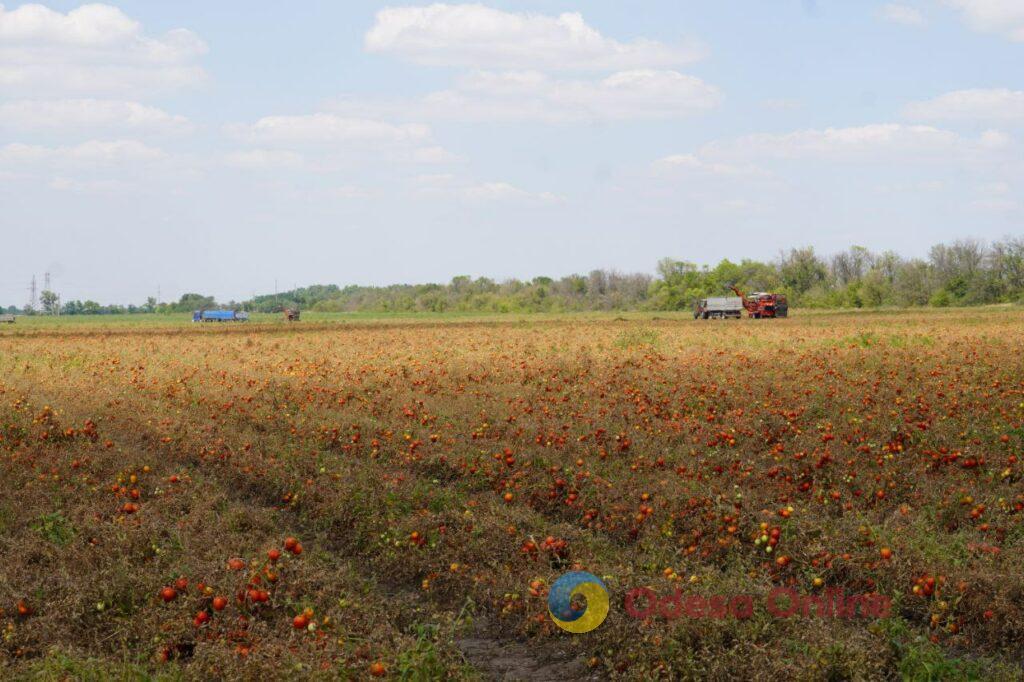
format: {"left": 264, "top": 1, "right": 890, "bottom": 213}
{"left": 728, "top": 286, "right": 788, "bottom": 319}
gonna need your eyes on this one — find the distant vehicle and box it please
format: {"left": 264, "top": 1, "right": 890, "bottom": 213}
{"left": 0, "top": 314, "right": 15, "bottom": 323}
{"left": 192, "top": 310, "right": 250, "bottom": 322}
{"left": 694, "top": 296, "right": 743, "bottom": 319}
{"left": 284, "top": 308, "right": 300, "bottom": 322}
{"left": 730, "top": 286, "right": 788, "bottom": 318}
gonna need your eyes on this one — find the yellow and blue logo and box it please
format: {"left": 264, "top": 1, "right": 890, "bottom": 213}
{"left": 547, "top": 571, "right": 609, "bottom": 633}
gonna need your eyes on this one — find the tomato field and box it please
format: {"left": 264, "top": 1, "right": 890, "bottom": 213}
{"left": 1, "top": 309, "right": 1023, "bottom": 680}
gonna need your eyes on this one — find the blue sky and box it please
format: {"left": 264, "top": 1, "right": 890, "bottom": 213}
{"left": 1, "top": 1, "right": 1022, "bottom": 305}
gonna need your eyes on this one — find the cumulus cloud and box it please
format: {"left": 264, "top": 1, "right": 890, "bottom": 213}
{"left": 0, "top": 3, "right": 207, "bottom": 96}
{"left": 943, "top": 0, "right": 1024, "bottom": 41}
{"left": 647, "top": 154, "right": 776, "bottom": 216}
{"left": 0, "top": 138, "right": 187, "bottom": 194}
{"left": 0, "top": 139, "right": 167, "bottom": 167}
{"left": 224, "top": 113, "right": 431, "bottom": 146}
{"left": 222, "top": 149, "right": 305, "bottom": 171}
{"left": 650, "top": 124, "right": 1015, "bottom": 217}
{"left": 222, "top": 113, "right": 458, "bottom": 173}
{"left": 904, "top": 88, "right": 1024, "bottom": 122}
{"left": 412, "top": 173, "right": 561, "bottom": 202}
{"left": 878, "top": 4, "right": 926, "bottom": 26}
{"left": 411, "top": 145, "right": 459, "bottom": 163}
{"left": 0, "top": 98, "right": 192, "bottom": 133}
{"left": 971, "top": 181, "right": 1019, "bottom": 212}
{"left": 0, "top": 138, "right": 185, "bottom": 190}
{"left": 874, "top": 179, "right": 947, "bottom": 194}
{"left": 331, "top": 69, "right": 719, "bottom": 123}
{"left": 365, "top": 4, "right": 704, "bottom": 70}
{"left": 652, "top": 153, "right": 765, "bottom": 177}
{"left": 49, "top": 175, "right": 128, "bottom": 193}
{"left": 327, "top": 185, "right": 371, "bottom": 199}
{"left": 698, "top": 123, "right": 999, "bottom": 161}
{"left": 356, "top": 6, "right": 718, "bottom": 124}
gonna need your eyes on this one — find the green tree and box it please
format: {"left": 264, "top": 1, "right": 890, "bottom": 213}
{"left": 779, "top": 247, "right": 828, "bottom": 298}
{"left": 174, "top": 293, "right": 216, "bottom": 312}
{"left": 39, "top": 290, "right": 60, "bottom": 315}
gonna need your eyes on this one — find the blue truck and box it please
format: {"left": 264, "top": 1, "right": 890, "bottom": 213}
{"left": 192, "top": 310, "right": 250, "bottom": 322}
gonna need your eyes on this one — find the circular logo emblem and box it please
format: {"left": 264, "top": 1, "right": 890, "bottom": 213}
{"left": 547, "top": 571, "right": 609, "bottom": 633}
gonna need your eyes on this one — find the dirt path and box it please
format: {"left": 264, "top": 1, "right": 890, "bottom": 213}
{"left": 456, "top": 619, "right": 606, "bottom": 682}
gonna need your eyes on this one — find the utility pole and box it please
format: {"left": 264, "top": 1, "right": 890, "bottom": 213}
{"left": 28, "top": 274, "right": 37, "bottom": 312}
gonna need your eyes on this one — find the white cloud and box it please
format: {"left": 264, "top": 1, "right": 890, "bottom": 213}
{"left": 0, "top": 3, "right": 207, "bottom": 96}
{"left": 979, "top": 129, "right": 1011, "bottom": 148}
{"left": 222, "top": 113, "right": 457, "bottom": 174}
{"left": 699, "top": 123, "right": 995, "bottom": 161}
{"left": 943, "top": 0, "right": 1024, "bottom": 41}
{"left": 652, "top": 153, "right": 765, "bottom": 177}
{"left": 365, "top": 4, "right": 704, "bottom": 70}
{"left": 222, "top": 149, "right": 305, "bottom": 171}
{"left": 875, "top": 179, "right": 947, "bottom": 193}
{"left": 411, "top": 145, "right": 459, "bottom": 163}
{"left": 49, "top": 175, "right": 127, "bottom": 193}
{"left": 878, "top": 4, "right": 926, "bottom": 26}
{"left": 0, "top": 139, "right": 167, "bottom": 167}
{"left": 904, "top": 88, "right": 1024, "bottom": 122}
{"left": 412, "top": 173, "right": 560, "bottom": 202}
{"left": 0, "top": 99, "right": 192, "bottom": 133}
{"left": 273, "top": 184, "right": 375, "bottom": 201}
{"left": 647, "top": 154, "right": 776, "bottom": 217}
{"left": 978, "top": 180, "right": 1010, "bottom": 194}
{"left": 354, "top": 6, "right": 719, "bottom": 124}
{"left": 225, "top": 113, "right": 431, "bottom": 146}
{"left": 0, "top": 138, "right": 178, "bottom": 190}
{"left": 651, "top": 124, "right": 1017, "bottom": 221}
{"left": 332, "top": 69, "right": 720, "bottom": 123}
{"left": 971, "top": 181, "right": 1019, "bottom": 211}
{"left": 327, "top": 185, "right": 371, "bottom": 199}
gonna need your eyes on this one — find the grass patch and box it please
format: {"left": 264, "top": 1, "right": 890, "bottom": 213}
{"left": 614, "top": 327, "right": 662, "bottom": 349}
{"left": 32, "top": 512, "right": 75, "bottom": 547}
{"left": 17, "top": 649, "right": 182, "bottom": 681}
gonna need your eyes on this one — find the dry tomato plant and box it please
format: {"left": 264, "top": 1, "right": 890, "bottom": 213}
{"left": 1, "top": 309, "right": 1023, "bottom": 679}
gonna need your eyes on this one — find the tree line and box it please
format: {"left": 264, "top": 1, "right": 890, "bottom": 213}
{"left": 262, "top": 236, "right": 1024, "bottom": 313}
{"left": 6, "top": 236, "right": 1023, "bottom": 315}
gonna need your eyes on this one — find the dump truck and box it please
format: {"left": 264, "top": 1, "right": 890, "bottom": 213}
{"left": 694, "top": 296, "right": 743, "bottom": 319}
{"left": 192, "top": 310, "right": 249, "bottom": 322}
{"left": 0, "top": 314, "right": 15, "bottom": 324}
